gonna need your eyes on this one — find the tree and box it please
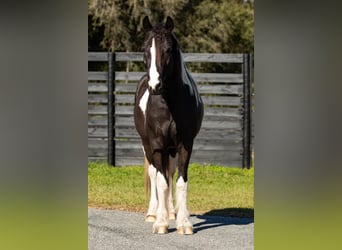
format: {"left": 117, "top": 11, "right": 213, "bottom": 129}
{"left": 182, "top": 0, "right": 254, "bottom": 53}
{"left": 88, "top": 0, "right": 191, "bottom": 52}
{"left": 88, "top": 0, "right": 254, "bottom": 54}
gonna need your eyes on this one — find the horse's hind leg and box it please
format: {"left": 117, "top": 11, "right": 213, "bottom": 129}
{"left": 176, "top": 144, "right": 193, "bottom": 235}
{"left": 168, "top": 155, "right": 177, "bottom": 220}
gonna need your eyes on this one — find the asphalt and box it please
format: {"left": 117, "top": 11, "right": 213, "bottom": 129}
{"left": 88, "top": 208, "right": 254, "bottom": 250}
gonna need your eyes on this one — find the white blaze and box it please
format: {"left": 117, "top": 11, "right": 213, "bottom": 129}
{"left": 148, "top": 38, "right": 160, "bottom": 90}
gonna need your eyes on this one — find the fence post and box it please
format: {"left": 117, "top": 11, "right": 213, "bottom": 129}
{"left": 242, "top": 54, "right": 252, "bottom": 169}
{"left": 108, "top": 52, "right": 115, "bottom": 166}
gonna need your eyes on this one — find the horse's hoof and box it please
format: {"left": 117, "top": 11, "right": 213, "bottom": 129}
{"left": 177, "top": 226, "right": 193, "bottom": 235}
{"left": 169, "top": 212, "right": 176, "bottom": 220}
{"left": 145, "top": 215, "right": 156, "bottom": 222}
{"left": 153, "top": 226, "right": 168, "bottom": 234}
{"left": 185, "top": 226, "right": 193, "bottom": 235}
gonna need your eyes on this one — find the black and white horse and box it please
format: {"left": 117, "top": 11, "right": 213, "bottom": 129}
{"left": 134, "top": 16, "right": 203, "bottom": 234}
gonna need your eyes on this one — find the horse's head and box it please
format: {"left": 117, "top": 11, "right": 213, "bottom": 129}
{"left": 142, "top": 16, "right": 176, "bottom": 95}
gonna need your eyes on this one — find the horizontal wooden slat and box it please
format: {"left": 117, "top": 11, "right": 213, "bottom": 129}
{"left": 88, "top": 105, "right": 107, "bottom": 115}
{"left": 114, "top": 157, "right": 145, "bottom": 166}
{"left": 202, "top": 120, "right": 241, "bottom": 129}
{"left": 89, "top": 149, "right": 242, "bottom": 166}
{"left": 115, "top": 105, "right": 134, "bottom": 116}
{"left": 115, "top": 94, "right": 134, "bottom": 105}
{"left": 202, "top": 96, "right": 241, "bottom": 106}
{"left": 88, "top": 83, "right": 108, "bottom": 92}
{"left": 183, "top": 53, "right": 243, "bottom": 63}
{"left": 88, "top": 94, "right": 108, "bottom": 103}
{"left": 114, "top": 105, "right": 242, "bottom": 118}
{"left": 113, "top": 116, "right": 241, "bottom": 129}
{"left": 114, "top": 52, "right": 244, "bottom": 63}
{"left": 199, "top": 84, "right": 242, "bottom": 95}
{"left": 115, "top": 139, "right": 241, "bottom": 151}
{"left": 113, "top": 157, "right": 242, "bottom": 167}
{"left": 114, "top": 147, "right": 242, "bottom": 158}
{"left": 88, "top": 108, "right": 242, "bottom": 127}
{"left": 115, "top": 71, "right": 144, "bottom": 81}
{"left": 88, "top": 138, "right": 108, "bottom": 149}
{"left": 204, "top": 107, "right": 241, "bottom": 117}
{"left": 88, "top": 72, "right": 108, "bottom": 81}
{"left": 114, "top": 128, "right": 242, "bottom": 141}
{"left": 194, "top": 73, "right": 243, "bottom": 83}
{"left": 88, "top": 52, "right": 108, "bottom": 61}
{"left": 115, "top": 72, "right": 242, "bottom": 83}
{"left": 192, "top": 150, "right": 242, "bottom": 163}
{"left": 115, "top": 52, "right": 143, "bottom": 62}
{"left": 197, "top": 128, "right": 242, "bottom": 140}
{"left": 88, "top": 116, "right": 107, "bottom": 126}
{"left": 88, "top": 148, "right": 108, "bottom": 157}
{"left": 114, "top": 94, "right": 241, "bottom": 106}
{"left": 114, "top": 82, "right": 243, "bottom": 95}
{"left": 89, "top": 124, "right": 242, "bottom": 139}
{"left": 88, "top": 127, "right": 108, "bottom": 138}
{"left": 115, "top": 127, "right": 140, "bottom": 138}
{"left": 88, "top": 156, "right": 107, "bottom": 162}
{"left": 115, "top": 83, "right": 137, "bottom": 93}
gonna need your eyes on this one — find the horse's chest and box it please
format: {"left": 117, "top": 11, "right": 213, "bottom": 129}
{"left": 147, "top": 96, "right": 174, "bottom": 133}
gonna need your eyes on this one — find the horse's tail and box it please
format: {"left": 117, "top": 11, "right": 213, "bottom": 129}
{"left": 144, "top": 156, "right": 150, "bottom": 198}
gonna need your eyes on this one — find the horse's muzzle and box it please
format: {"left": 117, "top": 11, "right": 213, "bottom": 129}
{"left": 149, "top": 84, "right": 163, "bottom": 95}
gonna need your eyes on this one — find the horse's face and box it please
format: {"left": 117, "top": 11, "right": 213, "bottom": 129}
{"left": 142, "top": 16, "right": 175, "bottom": 95}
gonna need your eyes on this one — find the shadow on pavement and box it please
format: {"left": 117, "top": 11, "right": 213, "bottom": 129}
{"left": 192, "top": 208, "right": 254, "bottom": 233}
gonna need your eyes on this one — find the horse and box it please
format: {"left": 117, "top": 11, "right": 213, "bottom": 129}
{"left": 134, "top": 16, "right": 203, "bottom": 234}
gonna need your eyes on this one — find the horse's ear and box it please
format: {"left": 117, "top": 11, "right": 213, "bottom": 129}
{"left": 165, "top": 16, "right": 174, "bottom": 32}
{"left": 143, "top": 16, "right": 152, "bottom": 32}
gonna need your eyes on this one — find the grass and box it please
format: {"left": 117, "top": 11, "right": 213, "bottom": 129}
{"left": 88, "top": 162, "right": 254, "bottom": 218}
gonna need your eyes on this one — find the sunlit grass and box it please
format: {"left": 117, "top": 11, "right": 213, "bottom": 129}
{"left": 88, "top": 162, "right": 254, "bottom": 217}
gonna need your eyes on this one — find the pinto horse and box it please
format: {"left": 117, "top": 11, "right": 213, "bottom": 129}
{"left": 134, "top": 16, "right": 203, "bottom": 234}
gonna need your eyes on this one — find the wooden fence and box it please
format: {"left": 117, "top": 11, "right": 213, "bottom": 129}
{"left": 88, "top": 52, "right": 253, "bottom": 167}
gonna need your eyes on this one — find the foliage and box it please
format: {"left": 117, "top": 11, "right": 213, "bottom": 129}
{"left": 88, "top": 162, "right": 254, "bottom": 217}
{"left": 88, "top": 0, "right": 254, "bottom": 53}
{"left": 181, "top": 0, "right": 254, "bottom": 53}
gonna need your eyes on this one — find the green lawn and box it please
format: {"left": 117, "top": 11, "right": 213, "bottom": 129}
{"left": 88, "top": 162, "right": 254, "bottom": 218}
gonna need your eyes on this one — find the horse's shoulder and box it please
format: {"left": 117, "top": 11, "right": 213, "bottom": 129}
{"left": 135, "top": 74, "right": 149, "bottom": 99}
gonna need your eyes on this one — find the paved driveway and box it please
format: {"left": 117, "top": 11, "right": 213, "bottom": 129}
{"left": 88, "top": 208, "right": 254, "bottom": 250}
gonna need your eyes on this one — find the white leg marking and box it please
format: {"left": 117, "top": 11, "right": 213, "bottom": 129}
{"left": 168, "top": 156, "right": 176, "bottom": 220}
{"left": 153, "top": 171, "right": 169, "bottom": 233}
{"left": 147, "top": 164, "right": 158, "bottom": 218}
{"left": 139, "top": 89, "right": 149, "bottom": 116}
{"left": 148, "top": 38, "right": 160, "bottom": 90}
{"left": 176, "top": 176, "right": 192, "bottom": 233}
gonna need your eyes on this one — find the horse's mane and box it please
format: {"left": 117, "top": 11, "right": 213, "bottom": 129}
{"left": 172, "top": 34, "right": 202, "bottom": 106}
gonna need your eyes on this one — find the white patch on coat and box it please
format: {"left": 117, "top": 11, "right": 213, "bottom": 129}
{"left": 176, "top": 176, "right": 191, "bottom": 228}
{"left": 155, "top": 171, "right": 168, "bottom": 226}
{"left": 139, "top": 89, "right": 149, "bottom": 116}
{"left": 147, "top": 164, "right": 158, "bottom": 216}
{"left": 148, "top": 38, "right": 160, "bottom": 90}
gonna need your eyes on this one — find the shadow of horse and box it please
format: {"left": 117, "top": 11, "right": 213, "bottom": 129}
{"left": 191, "top": 208, "right": 254, "bottom": 233}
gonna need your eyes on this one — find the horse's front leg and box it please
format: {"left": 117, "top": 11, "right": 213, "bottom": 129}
{"left": 145, "top": 156, "right": 158, "bottom": 222}
{"left": 152, "top": 151, "right": 169, "bottom": 234}
{"left": 176, "top": 143, "right": 193, "bottom": 235}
